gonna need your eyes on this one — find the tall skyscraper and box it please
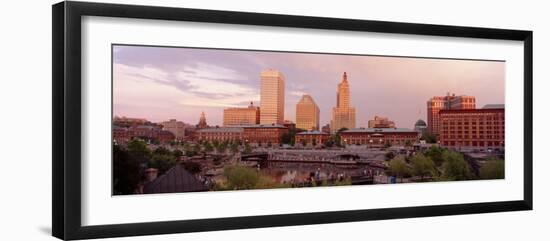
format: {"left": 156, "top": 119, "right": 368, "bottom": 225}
{"left": 223, "top": 102, "right": 260, "bottom": 126}
{"left": 260, "top": 70, "right": 285, "bottom": 125}
{"left": 296, "top": 94, "right": 320, "bottom": 131}
{"left": 427, "top": 93, "right": 476, "bottom": 135}
{"left": 331, "top": 72, "right": 356, "bottom": 133}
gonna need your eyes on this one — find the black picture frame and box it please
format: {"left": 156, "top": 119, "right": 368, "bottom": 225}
{"left": 52, "top": 1, "right": 533, "bottom": 240}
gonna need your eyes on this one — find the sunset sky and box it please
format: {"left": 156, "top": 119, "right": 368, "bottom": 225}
{"left": 113, "top": 45, "right": 505, "bottom": 128}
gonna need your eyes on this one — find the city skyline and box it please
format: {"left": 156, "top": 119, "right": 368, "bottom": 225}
{"left": 113, "top": 45, "right": 505, "bottom": 128}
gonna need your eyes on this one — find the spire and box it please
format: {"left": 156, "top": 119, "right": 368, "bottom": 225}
{"left": 197, "top": 111, "right": 207, "bottom": 128}
{"left": 343, "top": 72, "right": 348, "bottom": 82}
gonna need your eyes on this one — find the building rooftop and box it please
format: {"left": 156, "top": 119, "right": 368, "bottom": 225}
{"left": 234, "top": 124, "right": 287, "bottom": 128}
{"left": 196, "top": 124, "right": 287, "bottom": 132}
{"left": 414, "top": 119, "right": 427, "bottom": 127}
{"left": 133, "top": 125, "right": 157, "bottom": 130}
{"left": 440, "top": 108, "right": 504, "bottom": 114}
{"left": 143, "top": 164, "right": 208, "bottom": 194}
{"left": 196, "top": 127, "right": 244, "bottom": 133}
{"left": 482, "top": 104, "right": 505, "bottom": 109}
{"left": 342, "top": 127, "right": 417, "bottom": 133}
{"left": 112, "top": 125, "right": 128, "bottom": 130}
{"left": 296, "top": 130, "right": 330, "bottom": 135}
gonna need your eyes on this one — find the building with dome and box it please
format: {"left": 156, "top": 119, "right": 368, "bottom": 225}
{"left": 414, "top": 119, "right": 428, "bottom": 137}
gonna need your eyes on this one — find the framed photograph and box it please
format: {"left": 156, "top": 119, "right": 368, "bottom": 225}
{"left": 52, "top": 1, "right": 533, "bottom": 240}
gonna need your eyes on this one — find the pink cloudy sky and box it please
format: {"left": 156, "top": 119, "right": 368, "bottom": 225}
{"left": 113, "top": 45, "right": 505, "bottom": 128}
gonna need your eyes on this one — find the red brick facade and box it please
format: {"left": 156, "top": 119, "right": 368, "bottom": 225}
{"left": 439, "top": 108, "right": 504, "bottom": 148}
{"left": 295, "top": 131, "right": 330, "bottom": 147}
{"left": 340, "top": 128, "right": 419, "bottom": 147}
{"left": 427, "top": 94, "right": 476, "bottom": 136}
{"left": 196, "top": 125, "right": 289, "bottom": 146}
{"left": 112, "top": 125, "right": 175, "bottom": 144}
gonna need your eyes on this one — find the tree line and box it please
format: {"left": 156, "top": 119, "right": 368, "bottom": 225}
{"left": 387, "top": 146, "right": 504, "bottom": 183}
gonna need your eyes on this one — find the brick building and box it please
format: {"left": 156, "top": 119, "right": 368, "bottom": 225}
{"left": 112, "top": 124, "right": 175, "bottom": 144}
{"left": 295, "top": 131, "right": 330, "bottom": 147}
{"left": 196, "top": 127, "right": 244, "bottom": 143}
{"left": 439, "top": 106, "right": 504, "bottom": 148}
{"left": 340, "top": 128, "right": 419, "bottom": 147}
{"left": 196, "top": 124, "right": 288, "bottom": 146}
{"left": 113, "top": 126, "right": 131, "bottom": 144}
{"left": 427, "top": 93, "right": 476, "bottom": 135}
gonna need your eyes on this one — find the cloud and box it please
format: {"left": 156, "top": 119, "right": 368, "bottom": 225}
{"left": 114, "top": 62, "right": 260, "bottom": 110}
{"left": 290, "top": 90, "right": 307, "bottom": 98}
{"left": 176, "top": 68, "right": 255, "bottom": 98}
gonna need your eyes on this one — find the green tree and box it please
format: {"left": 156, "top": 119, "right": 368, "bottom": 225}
{"left": 223, "top": 166, "right": 261, "bottom": 190}
{"left": 425, "top": 145, "right": 445, "bottom": 166}
{"left": 243, "top": 142, "right": 252, "bottom": 154}
{"left": 221, "top": 165, "right": 287, "bottom": 190}
{"left": 479, "top": 158, "right": 505, "bottom": 179}
{"left": 441, "top": 151, "right": 472, "bottom": 181}
{"left": 230, "top": 142, "right": 239, "bottom": 154}
{"left": 385, "top": 151, "right": 396, "bottom": 161}
{"left": 153, "top": 146, "right": 171, "bottom": 155}
{"left": 281, "top": 132, "right": 293, "bottom": 145}
{"left": 217, "top": 141, "right": 228, "bottom": 154}
{"left": 421, "top": 132, "right": 437, "bottom": 143}
{"left": 411, "top": 153, "right": 436, "bottom": 181}
{"left": 388, "top": 156, "right": 410, "bottom": 182}
{"left": 212, "top": 140, "right": 220, "bottom": 150}
{"left": 127, "top": 138, "right": 150, "bottom": 161}
{"left": 328, "top": 128, "right": 348, "bottom": 147}
{"left": 113, "top": 144, "right": 140, "bottom": 195}
{"left": 203, "top": 141, "right": 214, "bottom": 153}
{"left": 384, "top": 142, "right": 392, "bottom": 149}
{"left": 182, "top": 161, "right": 202, "bottom": 174}
{"left": 172, "top": 149, "right": 183, "bottom": 158}
{"left": 324, "top": 137, "right": 334, "bottom": 148}
{"left": 148, "top": 154, "right": 177, "bottom": 175}
{"left": 183, "top": 143, "right": 199, "bottom": 157}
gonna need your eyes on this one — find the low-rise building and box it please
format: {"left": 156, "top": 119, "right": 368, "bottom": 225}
{"left": 340, "top": 128, "right": 419, "bottom": 147}
{"left": 113, "top": 126, "right": 130, "bottom": 144}
{"left": 160, "top": 119, "right": 186, "bottom": 141}
{"left": 295, "top": 131, "right": 330, "bottom": 147}
{"left": 113, "top": 124, "right": 175, "bottom": 144}
{"left": 439, "top": 106, "right": 504, "bottom": 148}
{"left": 113, "top": 116, "right": 150, "bottom": 127}
{"left": 196, "top": 124, "right": 288, "bottom": 146}
{"left": 196, "top": 127, "right": 244, "bottom": 143}
{"left": 242, "top": 124, "right": 289, "bottom": 146}
{"left": 157, "top": 130, "right": 176, "bottom": 143}
{"left": 321, "top": 124, "right": 331, "bottom": 134}
{"left": 283, "top": 120, "right": 296, "bottom": 130}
